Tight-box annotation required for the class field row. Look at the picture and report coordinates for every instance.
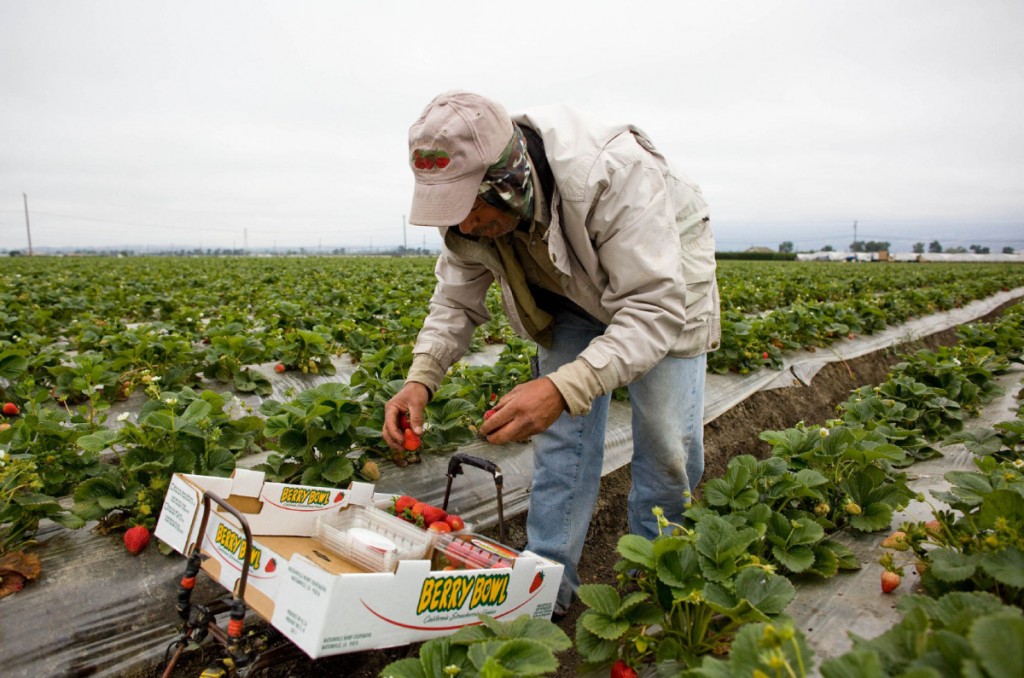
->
[1,258,1023,552]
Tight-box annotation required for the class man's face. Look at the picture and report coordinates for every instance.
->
[457,196,519,239]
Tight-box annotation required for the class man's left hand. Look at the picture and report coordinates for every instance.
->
[480,377,566,444]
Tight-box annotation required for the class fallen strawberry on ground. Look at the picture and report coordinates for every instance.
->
[124,525,151,555]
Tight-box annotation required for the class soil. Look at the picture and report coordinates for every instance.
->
[149,313,1002,677]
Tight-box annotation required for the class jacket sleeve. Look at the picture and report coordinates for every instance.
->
[408,244,495,394]
[547,141,690,415]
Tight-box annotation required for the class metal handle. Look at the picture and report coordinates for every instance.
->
[442,452,506,543]
[191,491,255,602]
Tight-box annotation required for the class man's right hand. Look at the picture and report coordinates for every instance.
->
[382,382,430,452]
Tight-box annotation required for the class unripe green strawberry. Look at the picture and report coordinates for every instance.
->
[361,460,381,481]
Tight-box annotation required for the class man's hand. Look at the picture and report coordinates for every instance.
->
[480,377,566,444]
[382,382,430,452]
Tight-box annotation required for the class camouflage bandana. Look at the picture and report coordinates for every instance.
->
[478,126,534,223]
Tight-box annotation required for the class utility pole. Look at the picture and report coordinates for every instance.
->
[23,193,34,255]
[403,214,407,254]
[853,220,858,250]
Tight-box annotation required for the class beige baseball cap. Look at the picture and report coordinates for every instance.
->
[407,91,514,226]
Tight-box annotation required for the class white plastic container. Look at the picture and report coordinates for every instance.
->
[315,504,431,572]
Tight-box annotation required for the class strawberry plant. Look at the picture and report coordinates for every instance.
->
[893,453,1024,607]
[576,514,796,672]
[46,352,121,411]
[818,592,1024,677]
[760,424,916,533]
[682,621,813,677]
[273,328,337,376]
[71,386,266,528]
[199,328,272,395]
[1,453,84,554]
[379,613,570,678]
[256,382,369,487]
[1,400,105,496]
[685,454,859,577]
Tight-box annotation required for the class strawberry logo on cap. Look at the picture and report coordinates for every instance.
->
[412,149,451,170]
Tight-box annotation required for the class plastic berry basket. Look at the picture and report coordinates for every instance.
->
[430,532,520,571]
[315,504,432,572]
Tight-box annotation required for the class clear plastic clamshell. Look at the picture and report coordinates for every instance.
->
[314,504,432,572]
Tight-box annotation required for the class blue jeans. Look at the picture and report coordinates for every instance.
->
[525,310,706,613]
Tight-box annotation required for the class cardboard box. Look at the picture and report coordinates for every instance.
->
[154,470,564,658]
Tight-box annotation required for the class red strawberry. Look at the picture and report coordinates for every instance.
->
[419,504,447,527]
[445,514,466,531]
[435,156,450,169]
[274,363,286,373]
[881,571,901,593]
[403,428,421,451]
[265,558,277,573]
[394,495,418,515]
[428,521,452,534]
[529,571,544,593]
[610,660,637,678]
[124,525,151,555]
[399,412,411,430]
[2,402,19,416]
[761,351,769,360]
[484,409,497,421]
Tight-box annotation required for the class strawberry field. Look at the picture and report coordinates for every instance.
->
[1,256,1024,677]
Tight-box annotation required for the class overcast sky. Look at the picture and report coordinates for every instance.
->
[2,1,1022,253]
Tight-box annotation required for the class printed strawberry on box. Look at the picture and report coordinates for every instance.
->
[154,469,563,658]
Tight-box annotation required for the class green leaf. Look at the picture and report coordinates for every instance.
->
[179,399,212,423]
[970,614,1024,678]
[574,619,617,663]
[321,455,354,484]
[928,549,979,582]
[772,544,816,573]
[262,413,292,438]
[468,638,559,677]
[51,512,87,530]
[616,534,655,569]
[734,568,796,616]
[848,501,893,532]
[579,612,628,641]
[377,657,426,678]
[205,448,236,477]
[806,543,840,577]
[819,648,886,678]
[0,351,29,379]
[76,429,120,453]
[979,548,1024,588]
[577,584,620,617]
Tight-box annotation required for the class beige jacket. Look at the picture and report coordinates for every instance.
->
[409,105,720,415]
